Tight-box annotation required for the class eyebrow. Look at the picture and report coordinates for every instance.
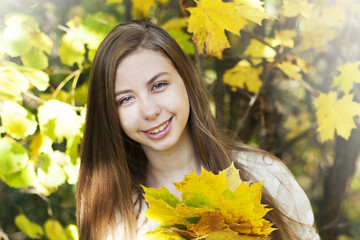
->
[114,72,170,96]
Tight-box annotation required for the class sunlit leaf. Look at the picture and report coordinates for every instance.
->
[44,219,67,240]
[37,153,67,189]
[80,13,117,50]
[277,61,303,81]
[187,0,247,59]
[0,100,37,139]
[48,150,79,185]
[243,39,276,64]
[280,0,314,18]
[314,92,360,142]
[224,60,263,93]
[272,30,296,48]
[143,228,185,240]
[234,0,273,25]
[131,0,170,16]
[30,32,53,54]
[162,18,194,55]
[15,214,44,239]
[143,186,181,208]
[0,65,29,101]
[174,168,228,208]
[220,162,243,192]
[142,164,275,239]
[332,61,360,94]
[65,224,79,240]
[4,13,39,31]
[0,137,28,176]
[4,61,49,91]
[2,160,37,188]
[59,28,85,66]
[38,100,84,142]
[66,135,81,164]
[30,133,53,155]
[2,25,32,57]
[21,47,48,70]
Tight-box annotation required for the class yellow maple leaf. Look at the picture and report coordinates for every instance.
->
[314,92,360,142]
[272,30,296,48]
[277,61,303,81]
[174,168,228,208]
[301,28,336,51]
[283,112,312,140]
[224,60,263,94]
[234,0,273,25]
[187,211,227,236]
[280,0,314,18]
[142,164,275,239]
[132,0,170,16]
[332,61,360,94]
[187,0,247,59]
[243,38,276,64]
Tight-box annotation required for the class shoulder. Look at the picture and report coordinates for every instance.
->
[234,151,320,239]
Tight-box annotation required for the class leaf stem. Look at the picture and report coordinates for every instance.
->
[52,69,81,100]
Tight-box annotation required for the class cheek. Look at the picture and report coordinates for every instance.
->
[118,108,137,136]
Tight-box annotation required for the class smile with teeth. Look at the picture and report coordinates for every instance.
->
[146,120,170,134]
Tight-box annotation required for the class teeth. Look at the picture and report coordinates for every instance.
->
[147,121,169,134]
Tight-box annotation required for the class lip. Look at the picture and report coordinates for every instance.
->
[142,117,173,140]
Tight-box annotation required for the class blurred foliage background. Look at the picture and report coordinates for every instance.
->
[0,0,359,239]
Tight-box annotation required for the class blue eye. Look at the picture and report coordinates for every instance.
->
[118,96,133,105]
[152,82,167,91]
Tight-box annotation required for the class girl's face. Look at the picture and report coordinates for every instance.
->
[115,48,191,153]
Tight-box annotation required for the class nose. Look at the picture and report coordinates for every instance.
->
[139,97,160,120]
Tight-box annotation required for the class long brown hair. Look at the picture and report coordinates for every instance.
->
[77,20,302,239]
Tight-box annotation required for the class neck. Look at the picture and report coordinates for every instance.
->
[143,131,202,197]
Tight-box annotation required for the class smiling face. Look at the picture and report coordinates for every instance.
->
[115,48,191,154]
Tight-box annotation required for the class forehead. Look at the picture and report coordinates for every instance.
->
[115,48,177,87]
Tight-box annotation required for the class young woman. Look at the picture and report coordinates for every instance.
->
[76,20,320,240]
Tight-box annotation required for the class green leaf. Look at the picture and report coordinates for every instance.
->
[21,47,48,70]
[0,137,29,176]
[0,100,38,139]
[65,224,79,240]
[143,186,181,208]
[2,25,32,57]
[38,100,84,142]
[2,161,37,188]
[37,154,67,189]
[16,64,49,91]
[0,65,29,101]
[66,135,81,164]
[5,13,40,31]
[58,32,85,66]
[44,219,67,240]
[31,32,53,54]
[15,214,44,239]
[48,150,80,185]
[74,82,88,105]
[162,18,194,55]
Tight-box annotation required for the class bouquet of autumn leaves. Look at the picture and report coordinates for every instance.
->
[141,163,276,239]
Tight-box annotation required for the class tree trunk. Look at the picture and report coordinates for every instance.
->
[318,128,360,239]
